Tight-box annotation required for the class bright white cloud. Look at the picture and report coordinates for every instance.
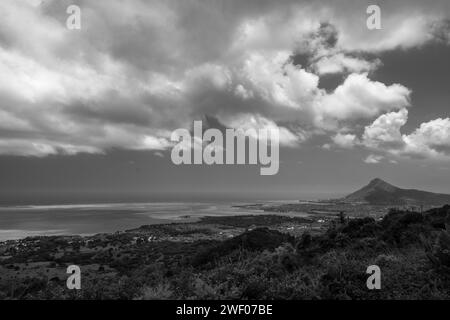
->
[223,114,301,147]
[239,51,320,110]
[317,73,411,128]
[361,109,450,161]
[402,118,450,160]
[364,154,384,164]
[362,108,408,149]
[312,54,381,75]
[337,14,435,52]
[332,133,359,149]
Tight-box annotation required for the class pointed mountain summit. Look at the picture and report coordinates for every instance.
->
[345,178,450,205]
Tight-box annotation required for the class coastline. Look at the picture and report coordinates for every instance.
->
[0,200,398,242]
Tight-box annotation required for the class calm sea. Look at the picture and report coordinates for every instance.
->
[0,201,294,241]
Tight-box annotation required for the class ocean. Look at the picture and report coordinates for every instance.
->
[0,201,282,241]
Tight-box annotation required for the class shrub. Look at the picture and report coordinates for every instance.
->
[424,230,450,274]
[192,228,293,267]
[426,205,450,229]
[192,277,217,299]
[274,243,298,272]
[137,283,173,300]
[296,232,312,250]
[341,217,380,238]
[241,276,269,299]
[351,237,387,253]
[381,211,433,245]
[374,254,400,267]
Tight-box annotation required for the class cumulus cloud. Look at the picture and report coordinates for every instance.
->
[402,118,450,160]
[222,114,302,147]
[364,154,384,164]
[0,0,449,157]
[312,54,381,75]
[360,109,450,161]
[332,133,359,149]
[362,108,409,150]
[316,73,411,128]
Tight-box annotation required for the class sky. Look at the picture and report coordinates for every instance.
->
[0,0,449,204]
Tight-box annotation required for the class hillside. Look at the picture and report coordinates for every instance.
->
[345,178,450,206]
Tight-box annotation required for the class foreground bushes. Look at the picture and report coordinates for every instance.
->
[168,208,450,299]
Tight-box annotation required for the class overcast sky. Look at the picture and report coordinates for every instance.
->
[0,0,450,203]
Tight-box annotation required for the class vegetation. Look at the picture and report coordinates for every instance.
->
[0,207,449,300]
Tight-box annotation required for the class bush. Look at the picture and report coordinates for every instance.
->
[241,276,269,299]
[426,205,450,229]
[374,254,400,267]
[192,277,217,299]
[137,283,173,300]
[425,230,450,274]
[381,211,432,245]
[275,243,298,272]
[351,237,387,253]
[341,217,380,238]
[317,251,369,300]
[192,228,293,267]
